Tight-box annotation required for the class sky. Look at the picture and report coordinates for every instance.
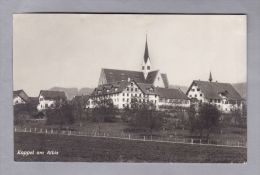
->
[13,14,246,96]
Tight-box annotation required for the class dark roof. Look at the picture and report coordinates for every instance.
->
[188,80,242,100]
[146,70,159,84]
[103,68,146,84]
[39,90,67,100]
[28,97,39,105]
[156,87,189,100]
[92,81,130,96]
[13,89,30,102]
[161,73,169,88]
[136,83,157,95]
[102,68,170,88]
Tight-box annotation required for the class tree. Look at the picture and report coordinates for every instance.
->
[127,99,163,135]
[190,103,220,141]
[71,95,89,127]
[46,101,74,129]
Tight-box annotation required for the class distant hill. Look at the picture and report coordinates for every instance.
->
[232,82,247,99]
[49,87,94,100]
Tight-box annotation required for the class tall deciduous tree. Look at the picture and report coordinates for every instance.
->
[190,103,220,141]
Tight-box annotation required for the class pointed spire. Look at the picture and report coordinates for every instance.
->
[144,34,149,63]
[209,71,213,82]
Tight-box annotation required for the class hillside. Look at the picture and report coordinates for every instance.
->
[49,87,94,100]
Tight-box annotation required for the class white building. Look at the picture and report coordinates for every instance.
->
[13,90,30,105]
[186,73,243,113]
[37,90,67,111]
[87,79,189,109]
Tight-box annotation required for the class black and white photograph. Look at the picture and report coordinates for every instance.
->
[13,14,247,163]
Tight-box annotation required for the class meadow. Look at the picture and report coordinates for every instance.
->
[14,132,246,163]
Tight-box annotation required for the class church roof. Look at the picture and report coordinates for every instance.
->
[161,73,169,88]
[102,68,170,88]
[187,80,242,100]
[103,68,146,83]
[156,87,189,100]
[146,70,159,84]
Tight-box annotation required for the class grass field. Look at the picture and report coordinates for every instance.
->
[14,132,246,163]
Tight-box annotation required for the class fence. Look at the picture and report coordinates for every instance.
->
[14,127,247,148]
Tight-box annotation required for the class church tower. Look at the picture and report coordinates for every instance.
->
[209,71,213,82]
[142,36,152,79]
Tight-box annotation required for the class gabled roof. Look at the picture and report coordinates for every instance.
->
[161,73,169,88]
[103,68,146,84]
[92,81,130,96]
[156,87,189,100]
[136,83,157,95]
[13,89,30,102]
[187,80,242,100]
[146,70,159,84]
[28,97,39,105]
[39,90,67,100]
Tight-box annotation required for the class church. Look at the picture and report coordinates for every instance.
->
[98,37,169,88]
[87,38,190,109]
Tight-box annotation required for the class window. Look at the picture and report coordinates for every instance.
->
[123,98,125,102]
[195,94,197,97]
[135,88,137,92]
[135,94,137,97]
[127,99,129,102]
[158,77,160,81]
[192,89,195,92]
[139,94,141,97]
[142,66,144,70]
[123,93,125,96]
[127,87,129,91]
[45,104,48,108]
[189,95,192,97]
[131,88,133,91]
[197,88,200,91]
[210,99,213,103]
[123,104,125,107]
[39,97,43,101]
[147,66,150,70]
[127,93,129,97]
[200,94,202,97]
[131,82,134,86]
